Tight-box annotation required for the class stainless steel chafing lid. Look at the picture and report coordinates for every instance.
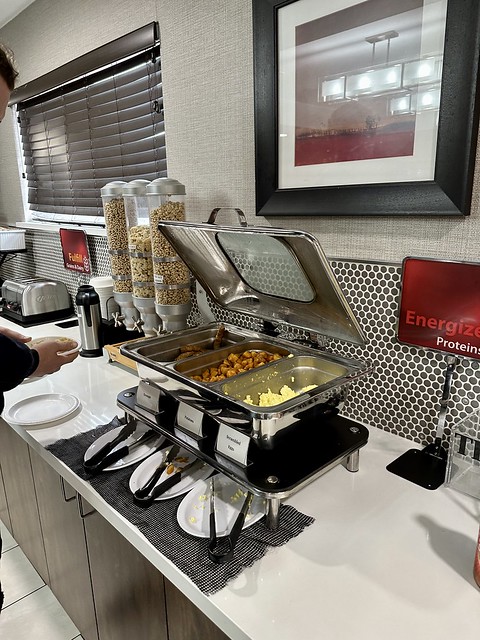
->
[156,219,365,345]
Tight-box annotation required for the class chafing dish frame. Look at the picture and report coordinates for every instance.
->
[118,215,373,528]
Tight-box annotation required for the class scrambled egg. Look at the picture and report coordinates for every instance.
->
[244,384,317,407]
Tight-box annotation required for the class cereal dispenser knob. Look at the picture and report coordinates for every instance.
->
[113,311,125,328]
[133,317,144,333]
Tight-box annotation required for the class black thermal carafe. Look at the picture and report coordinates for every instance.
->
[76,285,103,357]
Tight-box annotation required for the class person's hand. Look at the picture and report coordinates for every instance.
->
[31,338,80,377]
[0,326,31,343]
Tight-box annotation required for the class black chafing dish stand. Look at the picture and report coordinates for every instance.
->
[117,386,369,530]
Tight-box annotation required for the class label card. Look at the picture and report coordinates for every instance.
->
[176,402,204,437]
[215,423,250,466]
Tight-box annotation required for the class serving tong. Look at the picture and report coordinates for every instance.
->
[208,476,254,564]
[83,418,158,474]
[136,457,205,506]
[133,444,182,505]
[85,416,135,468]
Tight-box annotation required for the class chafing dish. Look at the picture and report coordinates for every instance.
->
[118,213,373,528]
[125,327,367,446]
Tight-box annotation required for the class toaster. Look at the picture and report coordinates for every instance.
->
[0,278,74,326]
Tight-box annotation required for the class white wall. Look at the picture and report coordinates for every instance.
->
[1,0,480,264]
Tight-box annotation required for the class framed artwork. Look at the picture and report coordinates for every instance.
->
[253,0,480,216]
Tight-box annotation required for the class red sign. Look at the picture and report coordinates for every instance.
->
[59,228,91,274]
[397,257,480,360]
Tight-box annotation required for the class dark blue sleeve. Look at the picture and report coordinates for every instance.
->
[0,335,39,413]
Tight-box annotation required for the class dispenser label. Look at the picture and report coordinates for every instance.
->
[397,257,480,360]
[215,423,249,466]
[60,228,91,274]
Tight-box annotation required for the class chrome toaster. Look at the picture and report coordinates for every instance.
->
[0,277,74,326]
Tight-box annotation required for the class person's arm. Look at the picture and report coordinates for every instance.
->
[0,333,38,393]
[0,329,79,391]
[0,326,32,344]
[32,339,78,376]
[0,331,79,414]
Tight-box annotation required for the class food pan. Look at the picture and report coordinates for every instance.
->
[214,353,365,445]
[121,218,374,448]
[125,322,255,364]
[221,355,349,407]
[122,326,370,446]
[173,340,291,381]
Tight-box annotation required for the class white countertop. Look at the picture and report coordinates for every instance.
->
[2,316,480,640]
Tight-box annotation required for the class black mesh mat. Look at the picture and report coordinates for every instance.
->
[46,419,315,595]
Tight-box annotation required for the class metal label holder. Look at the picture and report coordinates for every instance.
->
[387,355,456,490]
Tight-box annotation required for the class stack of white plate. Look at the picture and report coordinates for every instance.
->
[4,393,81,429]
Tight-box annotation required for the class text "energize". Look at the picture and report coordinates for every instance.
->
[405,310,480,338]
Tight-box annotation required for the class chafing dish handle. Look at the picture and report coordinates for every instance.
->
[207,207,247,227]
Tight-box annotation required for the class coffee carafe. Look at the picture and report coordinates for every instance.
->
[76,285,102,357]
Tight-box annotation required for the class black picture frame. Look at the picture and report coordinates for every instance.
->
[253,0,480,216]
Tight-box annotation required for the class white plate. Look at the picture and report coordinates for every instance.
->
[27,335,74,346]
[26,335,80,356]
[58,344,81,357]
[4,393,81,428]
[129,446,214,501]
[177,475,265,538]
[84,423,164,471]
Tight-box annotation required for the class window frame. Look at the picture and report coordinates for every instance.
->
[9,22,166,226]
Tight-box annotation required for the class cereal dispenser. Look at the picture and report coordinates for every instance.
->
[101,181,140,331]
[147,178,191,332]
[122,179,160,337]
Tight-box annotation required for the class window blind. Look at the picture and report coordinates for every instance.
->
[13,23,166,223]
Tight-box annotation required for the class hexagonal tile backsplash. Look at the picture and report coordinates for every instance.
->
[329,260,480,445]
